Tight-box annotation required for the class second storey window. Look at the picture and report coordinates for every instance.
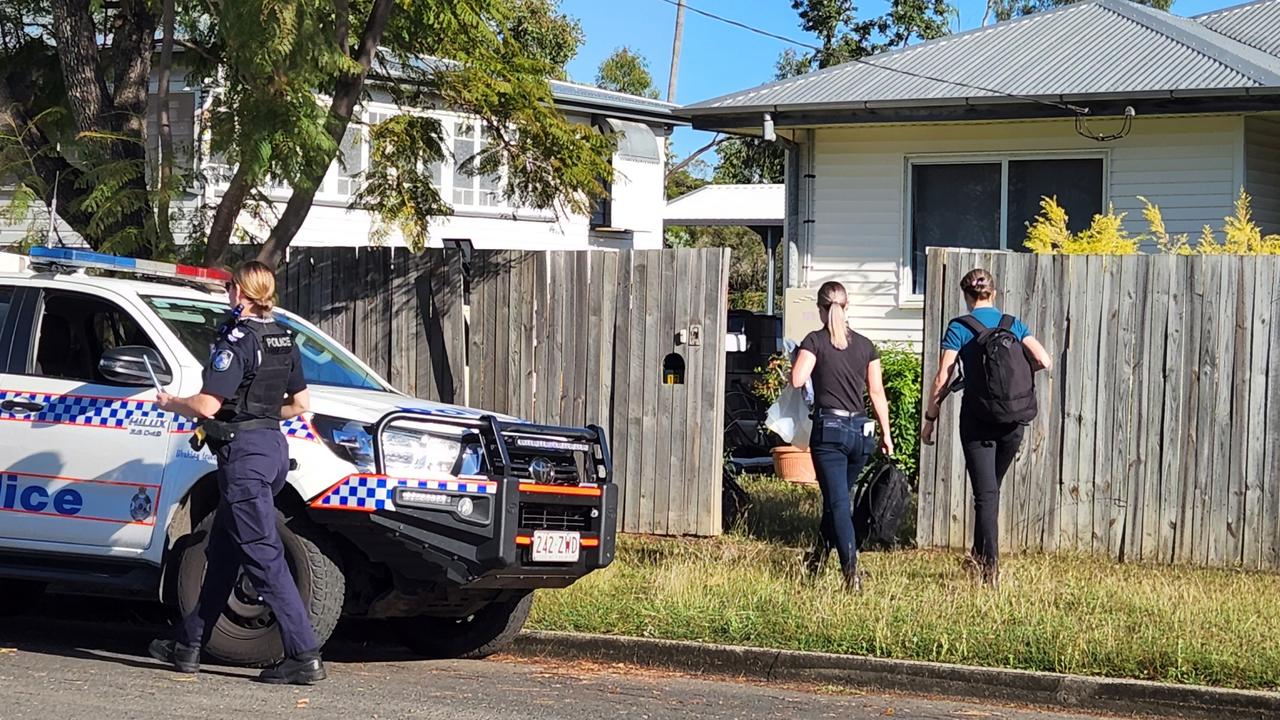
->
[452,121,499,207]
[909,156,1104,295]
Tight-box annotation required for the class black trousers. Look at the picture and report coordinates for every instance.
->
[959,416,1025,567]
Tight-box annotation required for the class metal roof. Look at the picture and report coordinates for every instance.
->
[664,184,785,227]
[1198,0,1280,58]
[547,80,680,120]
[371,53,683,125]
[685,0,1280,117]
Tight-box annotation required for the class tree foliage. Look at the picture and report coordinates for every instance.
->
[0,0,612,265]
[984,0,1172,25]
[594,46,660,99]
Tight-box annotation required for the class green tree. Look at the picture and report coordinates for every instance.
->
[984,0,1172,24]
[712,0,952,185]
[0,0,612,266]
[507,0,584,79]
[594,46,660,99]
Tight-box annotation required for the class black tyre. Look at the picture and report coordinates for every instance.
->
[174,509,344,667]
[0,580,45,617]
[398,592,533,660]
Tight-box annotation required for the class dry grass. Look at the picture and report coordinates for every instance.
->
[529,477,1280,691]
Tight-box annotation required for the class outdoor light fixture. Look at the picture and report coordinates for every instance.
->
[762,112,776,142]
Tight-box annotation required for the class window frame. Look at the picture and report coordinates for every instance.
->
[18,288,176,386]
[0,286,36,374]
[899,150,1109,307]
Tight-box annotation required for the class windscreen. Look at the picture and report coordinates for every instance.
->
[143,296,387,392]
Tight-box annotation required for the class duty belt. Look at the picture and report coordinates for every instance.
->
[189,417,280,450]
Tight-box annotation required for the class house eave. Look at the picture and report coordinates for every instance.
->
[688,88,1280,133]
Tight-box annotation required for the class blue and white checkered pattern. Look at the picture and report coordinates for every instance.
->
[282,416,319,442]
[0,390,174,431]
[314,474,497,512]
[0,390,328,440]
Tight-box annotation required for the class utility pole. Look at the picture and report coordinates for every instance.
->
[666,0,686,102]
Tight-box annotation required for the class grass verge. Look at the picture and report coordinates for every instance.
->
[529,477,1280,691]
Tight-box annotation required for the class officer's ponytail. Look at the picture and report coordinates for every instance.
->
[817,280,851,351]
[232,261,278,314]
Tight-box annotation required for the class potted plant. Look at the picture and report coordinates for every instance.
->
[752,352,816,484]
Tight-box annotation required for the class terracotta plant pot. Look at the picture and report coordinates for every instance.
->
[771,444,816,485]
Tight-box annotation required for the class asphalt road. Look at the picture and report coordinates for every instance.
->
[0,595,1140,720]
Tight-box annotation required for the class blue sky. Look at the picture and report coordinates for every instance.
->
[559,0,1236,167]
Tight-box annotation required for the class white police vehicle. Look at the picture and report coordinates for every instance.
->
[0,247,616,665]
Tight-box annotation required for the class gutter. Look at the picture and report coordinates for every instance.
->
[683,86,1280,121]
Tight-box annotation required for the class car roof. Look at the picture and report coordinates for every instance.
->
[0,268,226,302]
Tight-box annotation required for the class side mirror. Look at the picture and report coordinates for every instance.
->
[99,346,172,387]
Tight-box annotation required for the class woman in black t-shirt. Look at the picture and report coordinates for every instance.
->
[791,281,893,591]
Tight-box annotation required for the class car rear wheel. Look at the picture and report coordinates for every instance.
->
[398,592,533,659]
[174,509,344,667]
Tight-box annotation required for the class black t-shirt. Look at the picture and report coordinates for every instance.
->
[799,328,879,415]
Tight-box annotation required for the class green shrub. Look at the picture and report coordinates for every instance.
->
[729,290,766,312]
[871,343,922,485]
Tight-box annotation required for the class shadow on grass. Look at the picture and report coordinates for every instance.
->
[726,474,920,551]
[727,476,823,549]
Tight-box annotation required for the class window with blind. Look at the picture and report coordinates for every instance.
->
[909,156,1104,295]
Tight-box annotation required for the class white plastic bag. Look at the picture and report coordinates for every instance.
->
[765,384,812,450]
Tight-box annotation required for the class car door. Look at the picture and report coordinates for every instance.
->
[0,285,181,556]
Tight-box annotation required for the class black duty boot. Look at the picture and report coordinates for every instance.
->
[803,542,828,579]
[149,639,200,674]
[842,563,862,593]
[981,559,1000,591]
[259,652,327,685]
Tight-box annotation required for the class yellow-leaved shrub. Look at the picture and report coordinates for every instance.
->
[1022,197,1138,255]
[1024,189,1280,256]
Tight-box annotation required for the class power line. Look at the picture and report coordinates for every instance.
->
[655,0,823,52]
[653,0,1090,115]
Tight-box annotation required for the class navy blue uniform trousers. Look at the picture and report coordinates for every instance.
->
[178,429,318,658]
[809,415,873,571]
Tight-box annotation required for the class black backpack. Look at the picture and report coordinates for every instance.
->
[853,461,911,550]
[956,314,1037,424]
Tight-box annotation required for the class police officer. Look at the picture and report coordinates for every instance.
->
[790,281,894,592]
[148,261,325,685]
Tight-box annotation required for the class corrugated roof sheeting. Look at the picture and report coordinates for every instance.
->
[686,0,1280,113]
[1199,0,1280,57]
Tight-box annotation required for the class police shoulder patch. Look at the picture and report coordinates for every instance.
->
[212,349,235,372]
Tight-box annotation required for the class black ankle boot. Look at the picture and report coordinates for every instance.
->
[259,652,327,685]
[981,560,1000,590]
[803,543,828,578]
[149,638,200,674]
[842,563,862,593]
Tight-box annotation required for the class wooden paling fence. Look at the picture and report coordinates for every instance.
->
[275,247,465,404]
[274,246,730,537]
[920,248,1280,569]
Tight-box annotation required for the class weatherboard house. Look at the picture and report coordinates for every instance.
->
[1,60,683,253]
[684,0,1280,344]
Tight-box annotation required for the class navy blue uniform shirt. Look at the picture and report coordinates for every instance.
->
[201,316,306,405]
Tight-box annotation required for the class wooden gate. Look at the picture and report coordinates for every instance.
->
[469,249,731,537]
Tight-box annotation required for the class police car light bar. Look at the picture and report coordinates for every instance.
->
[28,247,232,286]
